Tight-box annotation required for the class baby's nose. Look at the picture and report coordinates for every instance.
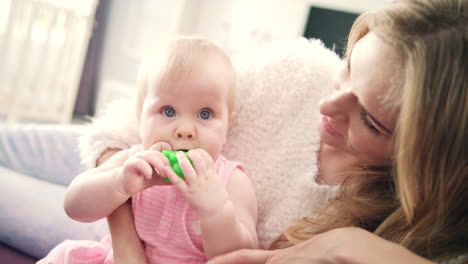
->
[174,124,196,140]
[177,131,194,139]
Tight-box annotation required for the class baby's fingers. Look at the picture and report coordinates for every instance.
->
[125,157,153,179]
[163,166,188,193]
[134,151,169,179]
[150,141,172,152]
[196,149,215,168]
[176,151,197,185]
[188,149,214,179]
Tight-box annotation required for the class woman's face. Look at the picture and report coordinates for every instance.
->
[319,32,400,165]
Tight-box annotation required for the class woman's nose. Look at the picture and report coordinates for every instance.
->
[319,90,356,120]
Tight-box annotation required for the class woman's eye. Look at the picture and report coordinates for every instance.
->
[199,109,212,120]
[345,57,351,70]
[360,109,381,136]
[162,107,176,117]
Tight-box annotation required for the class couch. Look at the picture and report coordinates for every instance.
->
[0,123,108,262]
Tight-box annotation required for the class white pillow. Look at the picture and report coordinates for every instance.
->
[225,38,341,247]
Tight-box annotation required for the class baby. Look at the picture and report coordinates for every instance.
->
[39,37,258,263]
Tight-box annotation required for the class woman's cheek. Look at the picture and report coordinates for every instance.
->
[359,140,391,165]
[348,129,389,164]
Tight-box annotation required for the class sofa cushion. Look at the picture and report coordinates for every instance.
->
[0,166,108,259]
[0,124,86,186]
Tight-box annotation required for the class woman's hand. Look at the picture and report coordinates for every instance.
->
[208,227,434,264]
[98,148,148,264]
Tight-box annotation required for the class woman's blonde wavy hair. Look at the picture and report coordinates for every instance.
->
[271,0,467,261]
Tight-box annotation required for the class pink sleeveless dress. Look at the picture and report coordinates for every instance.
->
[38,155,243,264]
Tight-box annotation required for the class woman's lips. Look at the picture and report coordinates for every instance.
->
[321,115,342,136]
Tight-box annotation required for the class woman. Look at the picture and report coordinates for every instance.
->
[85,0,467,263]
[209,0,468,262]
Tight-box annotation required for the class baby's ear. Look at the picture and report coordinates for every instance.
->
[228,111,236,127]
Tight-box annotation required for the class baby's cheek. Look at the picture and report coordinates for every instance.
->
[205,137,225,159]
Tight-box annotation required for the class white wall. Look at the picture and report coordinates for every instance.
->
[95,0,393,113]
[309,0,394,13]
[95,0,186,111]
[181,0,311,54]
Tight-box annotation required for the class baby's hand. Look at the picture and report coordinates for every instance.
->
[163,149,229,217]
[116,145,171,196]
[149,141,172,152]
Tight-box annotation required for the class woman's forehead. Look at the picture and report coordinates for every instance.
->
[351,33,401,130]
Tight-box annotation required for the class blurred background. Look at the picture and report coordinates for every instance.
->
[0,0,393,125]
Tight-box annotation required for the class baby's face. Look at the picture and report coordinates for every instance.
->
[139,61,233,160]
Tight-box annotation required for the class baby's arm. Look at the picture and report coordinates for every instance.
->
[64,149,132,222]
[164,150,258,259]
[64,146,170,222]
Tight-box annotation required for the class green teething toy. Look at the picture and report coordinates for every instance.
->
[161,150,193,182]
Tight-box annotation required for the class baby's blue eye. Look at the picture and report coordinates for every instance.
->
[163,107,176,117]
[199,110,212,120]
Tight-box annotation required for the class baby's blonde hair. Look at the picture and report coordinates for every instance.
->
[135,37,236,119]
